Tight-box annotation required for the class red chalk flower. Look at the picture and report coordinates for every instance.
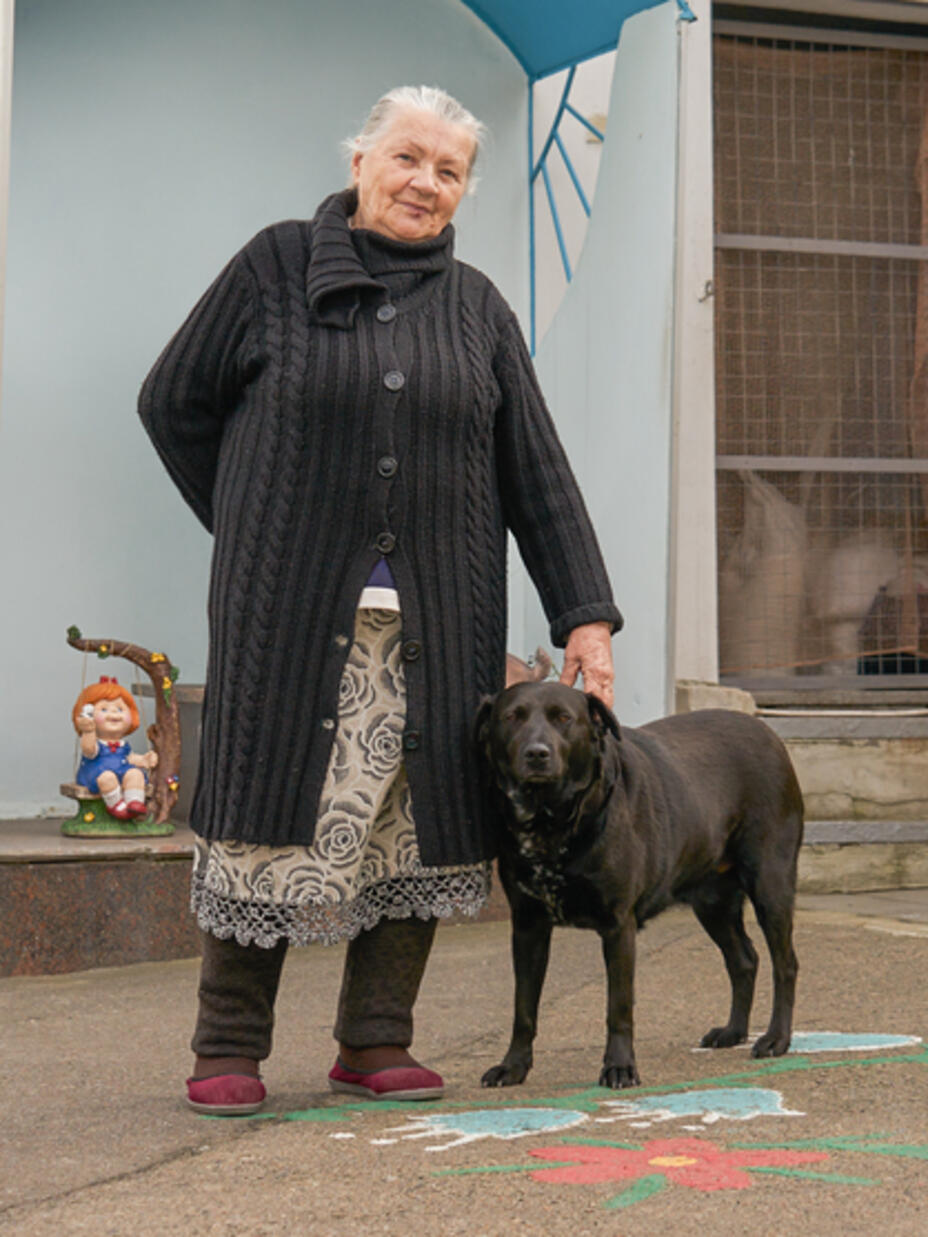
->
[529,1137,829,1192]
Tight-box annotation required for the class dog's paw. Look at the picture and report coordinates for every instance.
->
[750,1031,790,1058]
[598,1063,640,1089]
[481,1062,529,1087]
[699,1025,747,1050]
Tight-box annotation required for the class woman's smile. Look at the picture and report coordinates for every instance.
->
[350,108,475,242]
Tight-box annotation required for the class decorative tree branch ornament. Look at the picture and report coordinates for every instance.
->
[63,626,181,833]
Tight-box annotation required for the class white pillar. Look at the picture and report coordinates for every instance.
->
[0,0,13,422]
[669,0,718,695]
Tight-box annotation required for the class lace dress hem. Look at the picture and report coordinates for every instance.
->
[190,863,492,948]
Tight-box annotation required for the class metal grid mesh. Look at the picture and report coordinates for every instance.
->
[714,37,927,244]
[716,250,918,461]
[713,31,928,680]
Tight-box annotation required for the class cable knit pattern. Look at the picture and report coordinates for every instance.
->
[222,249,286,822]
[139,189,622,861]
[460,293,504,699]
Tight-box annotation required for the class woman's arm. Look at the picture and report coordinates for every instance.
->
[492,310,622,664]
[138,251,258,531]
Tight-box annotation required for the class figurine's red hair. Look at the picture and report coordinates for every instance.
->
[71,676,140,733]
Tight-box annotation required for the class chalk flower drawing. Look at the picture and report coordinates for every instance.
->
[527,1136,830,1199]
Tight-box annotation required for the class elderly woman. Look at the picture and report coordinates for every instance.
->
[139,85,622,1115]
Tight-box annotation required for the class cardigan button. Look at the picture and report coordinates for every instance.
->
[377,455,398,478]
[383,370,405,392]
[321,717,336,731]
[375,531,396,554]
[402,729,422,751]
[401,639,422,661]
[376,303,397,323]
[334,633,349,648]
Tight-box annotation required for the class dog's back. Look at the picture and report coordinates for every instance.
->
[635,708,804,840]
[620,709,803,921]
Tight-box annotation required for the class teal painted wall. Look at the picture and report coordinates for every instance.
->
[522,1,678,724]
[0,0,526,815]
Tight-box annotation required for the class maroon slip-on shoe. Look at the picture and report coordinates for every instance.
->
[185,1073,267,1116]
[328,1059,444,1101]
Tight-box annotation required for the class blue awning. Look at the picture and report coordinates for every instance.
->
[460,0,667,79]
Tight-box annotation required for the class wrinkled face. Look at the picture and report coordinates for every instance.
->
[478,682,616,825]
[351,108,474,243]
[93,698,132,740]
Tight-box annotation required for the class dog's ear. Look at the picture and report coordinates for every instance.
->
[585,692,621,742]
[473,695,496,759]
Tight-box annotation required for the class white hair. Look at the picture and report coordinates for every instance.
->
[343,85,486,193]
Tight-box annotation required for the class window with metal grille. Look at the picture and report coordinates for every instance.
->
[713,16,928,685]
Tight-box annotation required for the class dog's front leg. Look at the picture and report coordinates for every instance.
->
[481,900,553,1087]
[599,915,640,1088]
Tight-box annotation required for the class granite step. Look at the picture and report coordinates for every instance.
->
[0,817,200,977]
[0,818,508,978]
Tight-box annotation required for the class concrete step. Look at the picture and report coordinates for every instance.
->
[799,819,928,895]
[759,707,928,822]
[753,708,928,892]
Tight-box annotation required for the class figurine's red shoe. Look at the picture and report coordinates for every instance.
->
[105,800,133,821]
[125,799,148,818]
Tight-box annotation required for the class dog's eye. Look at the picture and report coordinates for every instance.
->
[502,707,525,724]
[549,710,573,726]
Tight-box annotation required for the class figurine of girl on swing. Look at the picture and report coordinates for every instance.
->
[71,676,158,820]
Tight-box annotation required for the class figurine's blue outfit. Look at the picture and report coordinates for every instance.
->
[77,740,137,793]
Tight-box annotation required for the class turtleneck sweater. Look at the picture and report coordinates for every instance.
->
[139,189,621,860]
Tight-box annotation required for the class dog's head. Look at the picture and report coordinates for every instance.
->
[474,681,621,828]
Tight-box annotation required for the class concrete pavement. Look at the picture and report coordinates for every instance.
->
[2,892,928,1235]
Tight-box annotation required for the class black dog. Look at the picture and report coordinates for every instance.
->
[475,682,803,1089]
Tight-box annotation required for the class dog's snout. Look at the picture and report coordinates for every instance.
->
[523,742,552,768]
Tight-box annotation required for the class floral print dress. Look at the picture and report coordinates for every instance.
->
[191,608,490,946]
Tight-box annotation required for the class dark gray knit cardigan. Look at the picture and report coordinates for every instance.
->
[139,189,622,863]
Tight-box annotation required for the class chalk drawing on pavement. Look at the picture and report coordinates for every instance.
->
[243,1035,928,1213]
[594,1087,803,1128]
[438,1133,928,1209]
[785,1031,922,1053]
[376,1106,589,1151]
[692,1030,922,1055]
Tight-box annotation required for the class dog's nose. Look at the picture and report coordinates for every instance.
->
[523,743,551,768]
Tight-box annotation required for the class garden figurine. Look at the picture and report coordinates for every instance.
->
[72,676,158,819]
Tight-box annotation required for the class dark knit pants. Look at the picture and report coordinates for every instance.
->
[192,916,438,1061]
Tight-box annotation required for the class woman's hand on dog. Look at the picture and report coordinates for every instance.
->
[560,621,614,709]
